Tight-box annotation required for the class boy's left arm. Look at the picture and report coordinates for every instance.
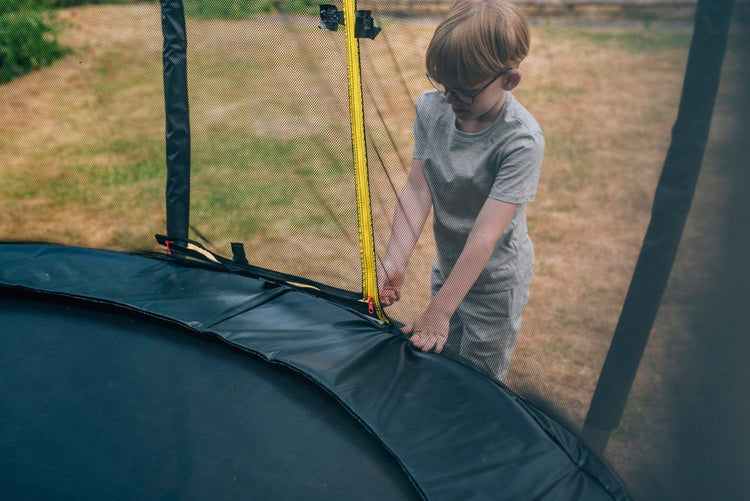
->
[405,197,517,352]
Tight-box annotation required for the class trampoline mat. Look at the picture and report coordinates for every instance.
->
[0,291,420,501]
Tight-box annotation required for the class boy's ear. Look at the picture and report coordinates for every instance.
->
[501,68,522,91]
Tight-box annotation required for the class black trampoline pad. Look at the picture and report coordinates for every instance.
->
[0,293,420,501]
[0,244,631,500]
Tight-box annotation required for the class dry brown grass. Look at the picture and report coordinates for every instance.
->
[1,5,706,482]
[508,27,688,418]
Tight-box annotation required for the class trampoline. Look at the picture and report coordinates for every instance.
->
[0,243,627,499]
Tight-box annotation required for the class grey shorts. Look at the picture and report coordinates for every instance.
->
[432,269,530,383]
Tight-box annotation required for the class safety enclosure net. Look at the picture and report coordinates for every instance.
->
[1,1,749,500]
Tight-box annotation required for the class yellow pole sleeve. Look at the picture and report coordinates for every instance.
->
[341,0,387,322]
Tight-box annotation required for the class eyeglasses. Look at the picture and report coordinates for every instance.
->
[426,67,511,105]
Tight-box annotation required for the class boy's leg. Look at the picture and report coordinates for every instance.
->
[430,261,463,359]
[438,314,465,362]
[454,287,529,383]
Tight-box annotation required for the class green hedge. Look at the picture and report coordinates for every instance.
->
[0,1,66,84]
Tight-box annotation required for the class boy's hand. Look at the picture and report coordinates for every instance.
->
[403,308,451,353]
[377,263,404,307]
[379,283,401,306]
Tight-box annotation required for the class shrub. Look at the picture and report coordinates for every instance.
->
[0,1,66,84]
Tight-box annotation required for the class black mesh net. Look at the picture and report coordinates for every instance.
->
[183,3,360,290]
[2,1,749,499]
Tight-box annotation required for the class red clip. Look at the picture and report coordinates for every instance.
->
[165,239,174,255]
[367,296,375,314]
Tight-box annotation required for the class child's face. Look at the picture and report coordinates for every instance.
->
[445,75,507,122]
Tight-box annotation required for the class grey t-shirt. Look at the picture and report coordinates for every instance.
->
[413,90,545,291]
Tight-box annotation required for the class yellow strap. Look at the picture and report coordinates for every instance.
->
[341,0,387,322]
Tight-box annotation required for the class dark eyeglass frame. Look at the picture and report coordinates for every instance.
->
[426,67,512,105]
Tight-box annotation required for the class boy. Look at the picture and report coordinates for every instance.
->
[378,0,544,382]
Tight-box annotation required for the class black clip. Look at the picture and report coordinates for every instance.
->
[230,242,249,265]
[319,4,380,39]
[355,10,381,39]
[319,4,344,31]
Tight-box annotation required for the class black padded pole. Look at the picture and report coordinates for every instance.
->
[582,0,735,453]
[160,0,190,246]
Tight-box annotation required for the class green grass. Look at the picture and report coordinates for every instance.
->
[182,0,320,19]
[0,123,353,245]
[563,27,692,53]
[1,133,165,205]
[190,127,355,241]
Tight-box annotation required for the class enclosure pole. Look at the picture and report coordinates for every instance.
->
[160,0,191,246]
[341,0,387,321]
[581,0,735,454]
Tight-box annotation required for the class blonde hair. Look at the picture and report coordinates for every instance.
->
[426,0,530,89]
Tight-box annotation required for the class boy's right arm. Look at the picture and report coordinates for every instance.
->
[378,158,432,306]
